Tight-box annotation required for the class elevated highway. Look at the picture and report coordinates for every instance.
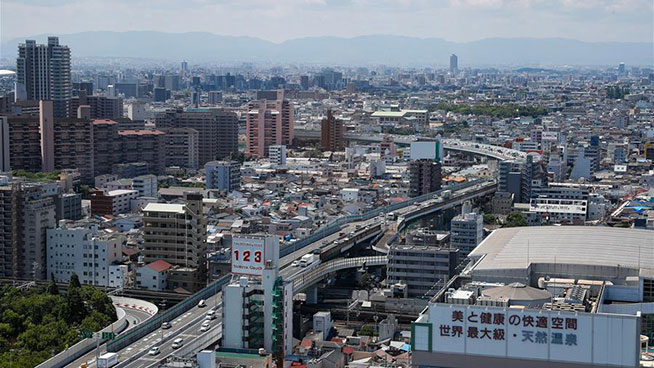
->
[290,256,387,292]
[293,129,526,161]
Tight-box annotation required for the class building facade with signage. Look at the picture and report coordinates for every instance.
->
[222,235,293,360]
[411,226,652,368]
[412,302,640,368]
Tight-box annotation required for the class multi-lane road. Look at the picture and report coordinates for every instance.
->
[109,293,222,368]
[66,308,153,368]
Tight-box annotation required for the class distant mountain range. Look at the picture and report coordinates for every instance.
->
[1,31,652,66]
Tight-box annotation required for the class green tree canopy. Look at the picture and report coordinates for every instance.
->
[46,274,59,295]
[0,284,116,368]
[483,214,498,225]
[503,211,528,227]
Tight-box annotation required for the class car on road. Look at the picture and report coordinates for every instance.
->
[172,338,184,349]
[291,260,300,267]
[205,309,216,320]
[200,321,211,332]
[161,321,171,329]
[198,299,206,308]
[148,347,160,356]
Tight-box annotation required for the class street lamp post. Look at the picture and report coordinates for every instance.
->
[159,299,167,344]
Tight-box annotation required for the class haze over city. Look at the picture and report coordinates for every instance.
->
[1,0,653,65]
[1,1,654,368]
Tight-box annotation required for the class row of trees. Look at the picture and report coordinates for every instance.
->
[483,212,528,227]
[0,274,117,368]
[432,102,548,119]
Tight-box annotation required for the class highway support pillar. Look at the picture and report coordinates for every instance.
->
[306,285,318,304]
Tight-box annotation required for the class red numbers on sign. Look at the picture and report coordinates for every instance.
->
[233,250,263,263]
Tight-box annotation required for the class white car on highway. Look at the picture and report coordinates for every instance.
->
[200,321,211,332]
[205,309,216,320]
[172,338,184,349]
[148,346,160,356]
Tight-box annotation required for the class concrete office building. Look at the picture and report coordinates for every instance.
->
[246,91,294,157]
[492,192,514,215]
[387,242,459,298]
[127,101,146,121]
[528,186,590,224]
[205,161,241,192]
[153,87,169,102]
[155,108,239,165]
[16,37,72,117]
[300,75,309,90]
[450,54,458,74]
[0,182,56,279]
[55,192,82,220]
[69,90,123,119]
[498,156,547,204]
[521,154,548,204]
[450,203,484,256]
[161,127,199,169]
[498,160,523,203]
[90,189,138,216]
[207,91,223,104]
[73,81,93,96]
[409,159,442,197]
[371,110,429,128]
[268,145,287,166]
[132,175,157,197]
[142,193,208,291]
[320,109,345,152]
[0,117,9,172]
[47,224,124,287]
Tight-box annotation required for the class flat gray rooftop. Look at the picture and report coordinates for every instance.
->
[469,226,654,273]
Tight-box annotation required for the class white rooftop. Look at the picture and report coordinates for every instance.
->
[470,226,654,273]
[108,189,138,196]
[143,203,186,213]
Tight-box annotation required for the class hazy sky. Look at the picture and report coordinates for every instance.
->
[2,0,652,43]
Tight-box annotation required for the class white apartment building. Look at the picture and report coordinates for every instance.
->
[269,145,287,166]
[450,204,484,256]
[132,175,158,197]
[47,224,125,287]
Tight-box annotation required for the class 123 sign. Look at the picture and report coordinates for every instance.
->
[231,238,266,276]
